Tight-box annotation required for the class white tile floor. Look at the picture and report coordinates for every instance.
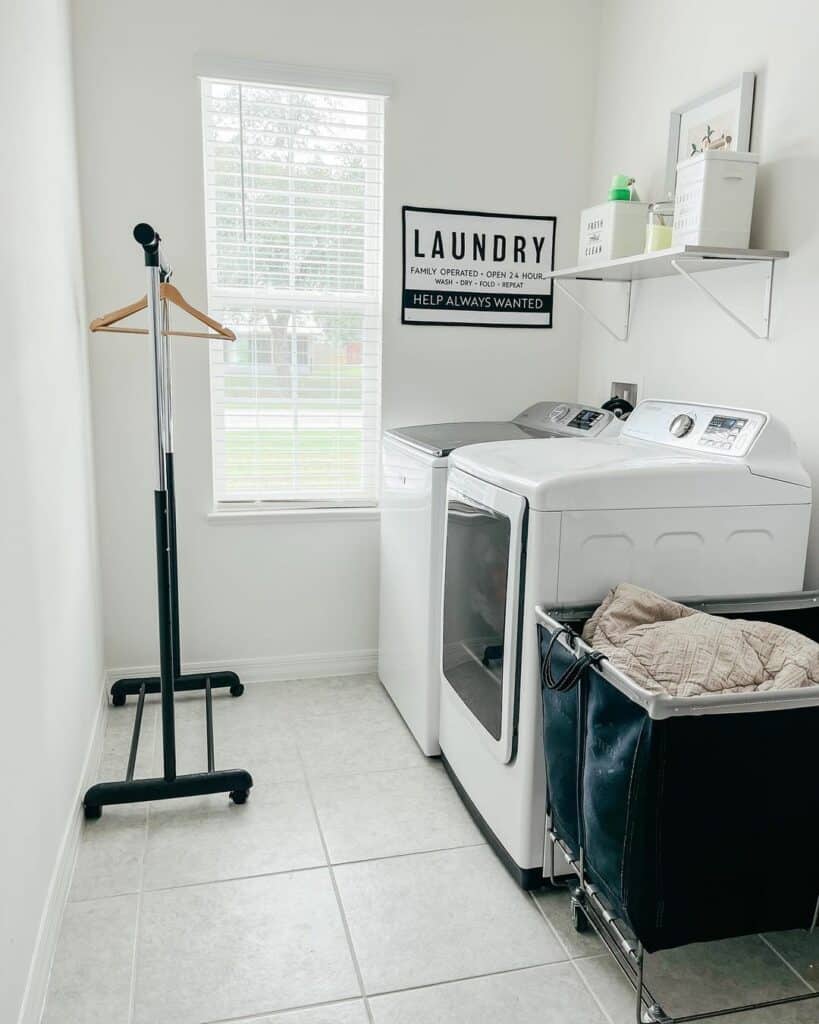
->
[42,675,819,1023]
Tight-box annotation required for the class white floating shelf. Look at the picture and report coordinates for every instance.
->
[549,246,789,340]
[549,245,789,283]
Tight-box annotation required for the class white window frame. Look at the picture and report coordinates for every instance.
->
[197,58,390,515]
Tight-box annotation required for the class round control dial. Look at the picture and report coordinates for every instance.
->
[669,413,695,438]
[548,404,570,422]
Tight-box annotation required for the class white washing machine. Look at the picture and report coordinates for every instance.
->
[378,401,619,755]
[438,400,812,887]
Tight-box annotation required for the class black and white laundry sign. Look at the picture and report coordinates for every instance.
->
[402,206,556,328]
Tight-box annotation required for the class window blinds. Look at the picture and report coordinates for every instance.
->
[202,77,385,506]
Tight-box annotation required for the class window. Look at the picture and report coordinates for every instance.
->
[201,75,385,507]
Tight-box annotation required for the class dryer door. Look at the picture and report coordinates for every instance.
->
[442,471,527,764]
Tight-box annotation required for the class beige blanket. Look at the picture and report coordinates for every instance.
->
[582,583,819,697]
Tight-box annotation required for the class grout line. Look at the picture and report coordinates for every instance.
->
[528,891,616,1024]
[204,960,597,1023]
[362,958,583,1001]
[201,995,365,1023]
[126,705,157,1024]
[66,841,492,903]
[70,863,327,900]
[307,757,445,780]
[329,842,487,870]
[298,747,376,1024]
[303,759,435,782]
[758,932,815,993]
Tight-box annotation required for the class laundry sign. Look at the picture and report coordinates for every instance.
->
[402,206,556,328]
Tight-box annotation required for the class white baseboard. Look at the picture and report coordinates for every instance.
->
[105,647,379,687]
[18,678,108,1024]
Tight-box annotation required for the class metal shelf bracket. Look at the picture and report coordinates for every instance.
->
[670,257,776,340]
[554,279,632,342]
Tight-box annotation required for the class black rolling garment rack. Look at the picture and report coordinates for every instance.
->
[83,224,253,819]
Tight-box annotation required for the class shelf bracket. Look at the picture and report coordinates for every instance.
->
[554,279,632,342]
[670,257,775,340]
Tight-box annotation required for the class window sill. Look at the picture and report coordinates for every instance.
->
[207,505,380,525]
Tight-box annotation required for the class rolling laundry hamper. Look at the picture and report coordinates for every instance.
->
[536,592,819,1023]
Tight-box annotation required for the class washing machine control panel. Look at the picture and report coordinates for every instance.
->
[622,401,768,457]
[514,402,613,437]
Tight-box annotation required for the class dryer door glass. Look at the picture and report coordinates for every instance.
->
[442,498,511,740]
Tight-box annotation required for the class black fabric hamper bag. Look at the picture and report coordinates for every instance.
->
[538,595,819,954]
[539,629,591,862]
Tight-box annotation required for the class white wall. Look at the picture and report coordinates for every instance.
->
[0,1,105,1020]
[577,0,819,584]
[70,0,603,671]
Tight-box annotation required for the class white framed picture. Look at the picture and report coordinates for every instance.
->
[664,72,756,198]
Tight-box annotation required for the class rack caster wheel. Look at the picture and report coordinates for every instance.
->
[230,789,249,805]
[84,804,102,821]
[230,682,244,697]
[571,898,590,933]
[111,692,127,707]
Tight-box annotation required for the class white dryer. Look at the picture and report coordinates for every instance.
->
[438,400,812,887]
[378,402,618,755]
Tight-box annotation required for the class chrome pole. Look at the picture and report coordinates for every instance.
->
[160,296,174,456]
[635,943,646,1024]
[146,263,166,489]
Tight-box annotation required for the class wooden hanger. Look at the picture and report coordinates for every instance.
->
[90,283,236,341]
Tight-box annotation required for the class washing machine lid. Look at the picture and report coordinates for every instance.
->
[450,400,811,511]
[385,421,549,458]
[383,401,615,457]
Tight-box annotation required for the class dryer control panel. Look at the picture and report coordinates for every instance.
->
[513,401,614,437]
[622,401,768,457]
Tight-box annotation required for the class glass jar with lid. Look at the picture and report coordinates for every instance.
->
[645,201,674,252]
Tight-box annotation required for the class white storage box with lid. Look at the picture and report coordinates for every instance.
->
[578,201,649,265]
[672,150,759,248]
